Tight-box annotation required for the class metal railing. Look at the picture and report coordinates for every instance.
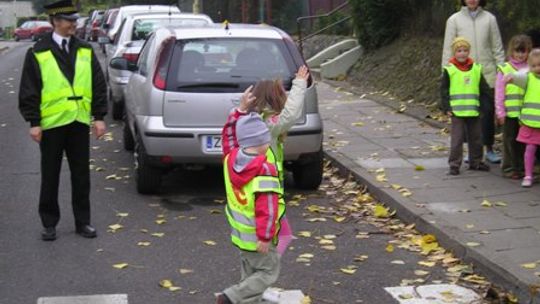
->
[296,0,351,56]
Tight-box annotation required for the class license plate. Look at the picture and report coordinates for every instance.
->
[202,135,222,153]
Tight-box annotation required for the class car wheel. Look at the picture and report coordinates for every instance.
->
[135,135,162,194]
[112,100,124,120]
[14,35,19,42]
[292,148,323,190]
[123,117,134,151]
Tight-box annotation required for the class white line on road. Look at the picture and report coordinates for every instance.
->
[37,294,128,304]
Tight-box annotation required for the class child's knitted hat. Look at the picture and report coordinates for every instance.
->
[236,112,271,148]
[452,37,471,53]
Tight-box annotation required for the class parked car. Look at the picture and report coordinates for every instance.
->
[14,21,53,41]
[106,5,181,44]
[105,12,212,120]
[75,17,89,39]
[98,8,119,53]
[85,9,104,41]
[119,24,323,194]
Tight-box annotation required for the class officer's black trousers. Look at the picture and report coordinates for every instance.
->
[39,122,90,228]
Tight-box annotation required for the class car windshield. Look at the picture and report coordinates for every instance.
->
[170,38,296,93]
[35,21,51,27]
[131,18,209,41]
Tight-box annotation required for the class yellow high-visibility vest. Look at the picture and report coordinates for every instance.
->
[223,153,285,251]
[444,63,482,117]
[520,73,540,128]
[34,47,93,130]
[498,63,525,118]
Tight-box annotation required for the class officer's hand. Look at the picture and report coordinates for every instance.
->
[29,126,42,143]
[257,240,270,254]
[93,120,106,139]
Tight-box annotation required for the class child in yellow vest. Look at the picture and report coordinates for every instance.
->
[440,37,491,175]
[505,49,540,187]
[218,113,284,304]
[495,35,532,179]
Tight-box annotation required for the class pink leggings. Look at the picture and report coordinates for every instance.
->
[524,144,538,178]
[277,216,293,255]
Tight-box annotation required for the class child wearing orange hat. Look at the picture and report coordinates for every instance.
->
[440,37,492,175]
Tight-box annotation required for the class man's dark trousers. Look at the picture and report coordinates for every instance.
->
[39,121,90,228]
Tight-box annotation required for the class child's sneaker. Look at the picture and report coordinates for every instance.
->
[521,176,533,188]
[486,151,501,164]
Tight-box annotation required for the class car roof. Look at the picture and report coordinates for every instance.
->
[119,5,180,13]
[162,23,286,40]
[128,12,212,22]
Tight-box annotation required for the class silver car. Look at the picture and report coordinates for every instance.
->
[118,24,323,194]
[104,12,212,119]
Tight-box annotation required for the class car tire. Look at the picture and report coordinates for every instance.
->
[135,135,162,194]
[123,118,134,151]
[292,149,323,190]
[14,35,19,42]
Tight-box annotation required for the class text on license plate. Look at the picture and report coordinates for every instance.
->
[203,135,222,153]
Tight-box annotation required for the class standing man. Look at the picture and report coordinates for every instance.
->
[18,0,107,241]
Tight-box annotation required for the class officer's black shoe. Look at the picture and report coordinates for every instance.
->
[41,227,56,241]
[76,225,97,238]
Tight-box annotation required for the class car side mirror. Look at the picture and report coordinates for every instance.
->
[98,36,111,44]
[109,57,137,71]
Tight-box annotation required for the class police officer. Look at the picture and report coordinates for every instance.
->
[18,0,107,241]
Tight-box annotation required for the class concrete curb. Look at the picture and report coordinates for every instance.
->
[322,122,539,302]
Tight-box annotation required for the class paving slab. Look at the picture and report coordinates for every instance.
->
[37,294,128,304]
[317,81,540,303]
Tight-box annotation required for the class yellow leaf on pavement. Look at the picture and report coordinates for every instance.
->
[297,231,312,238]
[137,242,151,247]
[299,253,314,259]
[386,244,394,253]
[354,255,368,262]
[414,270,430,276]
[113,263,129,269]
[159,280,173,288]
[301,296,312,304]
[306,217,326,222]
[168,286,181,292]
[321,245,336,251]
[210,209,222,214]
[203,240,217,246]
[151,233,165,238]
[415,165,425,171]
[179,268,194,274]
[155,219,167,225]
[466,242,480,247]
[334,216,346,223]
[116,213,129,217]
[108,224,123,232]
[399,294,414,300]
[340,267,357,275]
[391,260,405,265]
[521,263,537,269]
[351,122,364,127]
[374,204,389,218]
[418,261,436,267]
[323,234,337,239]
[481,199,492,207]
[319,239,334,245]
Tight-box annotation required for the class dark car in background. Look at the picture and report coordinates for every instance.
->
[14,21,53,41]
[98,8,119,53]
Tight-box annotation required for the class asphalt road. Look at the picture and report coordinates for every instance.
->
[0,42,477,304]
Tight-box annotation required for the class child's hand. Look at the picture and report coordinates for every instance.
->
[257,240,270,254]
[295,65,310,81]
[446,111,453,117]
[239,85,256,112]
[497,117,505,126]
[503,74,514,83]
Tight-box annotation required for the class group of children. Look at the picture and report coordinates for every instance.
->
[442,35,540,187]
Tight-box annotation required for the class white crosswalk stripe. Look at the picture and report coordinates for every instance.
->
[37,294,128,304]
[384,284,481,303]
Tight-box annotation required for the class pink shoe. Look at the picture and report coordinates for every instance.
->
[522,176,533,188]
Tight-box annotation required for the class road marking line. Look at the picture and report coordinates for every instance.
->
[37,294,128,304]
[384,284,480,303]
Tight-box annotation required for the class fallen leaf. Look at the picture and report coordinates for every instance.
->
[210,209,222,214]
[391,260,405,265]
[354,255,369,262]
[323,234,337,240]
[137,242,151,247]
[495,201,508,207]
[340,266,357,275]
[298,231,312,238]
[507,294,519,303]
[159,279,173,288]
[104,187,115,192]
[151,233,165,238]
[414,165,425,171]
[321,245,336,251]
[398,294,414,300]
[374,204,389,218]
[319,239,334,245]
[386,244,394,253]
[418,261,436,267]
[334,216,346,223]
[116,213,129,217]
[466,242,480,247]
[203,240,217,246]
[414,270,430,276]
[113,263,129,269]
[155,219,167,225]
[168,286,181,292]
[351,122,364,127]
[301,296,312,304]
[179,268,194,274]
[481,199,492,207]
[306,217,326,222]
[108,224,123,232]
[520,262,537,269]
[299,253,314,259]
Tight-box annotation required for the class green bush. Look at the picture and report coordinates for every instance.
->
[351,0,407,50]
[312,9,352,36]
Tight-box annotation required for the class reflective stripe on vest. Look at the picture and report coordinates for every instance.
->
[444,63,482,117]
[520,73,540,128]
[498,63,525,118]
[223,154,285,251]
[34,48,93,130]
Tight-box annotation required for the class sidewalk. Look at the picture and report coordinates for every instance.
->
[0,40,18,53]
[316,81,540,303]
